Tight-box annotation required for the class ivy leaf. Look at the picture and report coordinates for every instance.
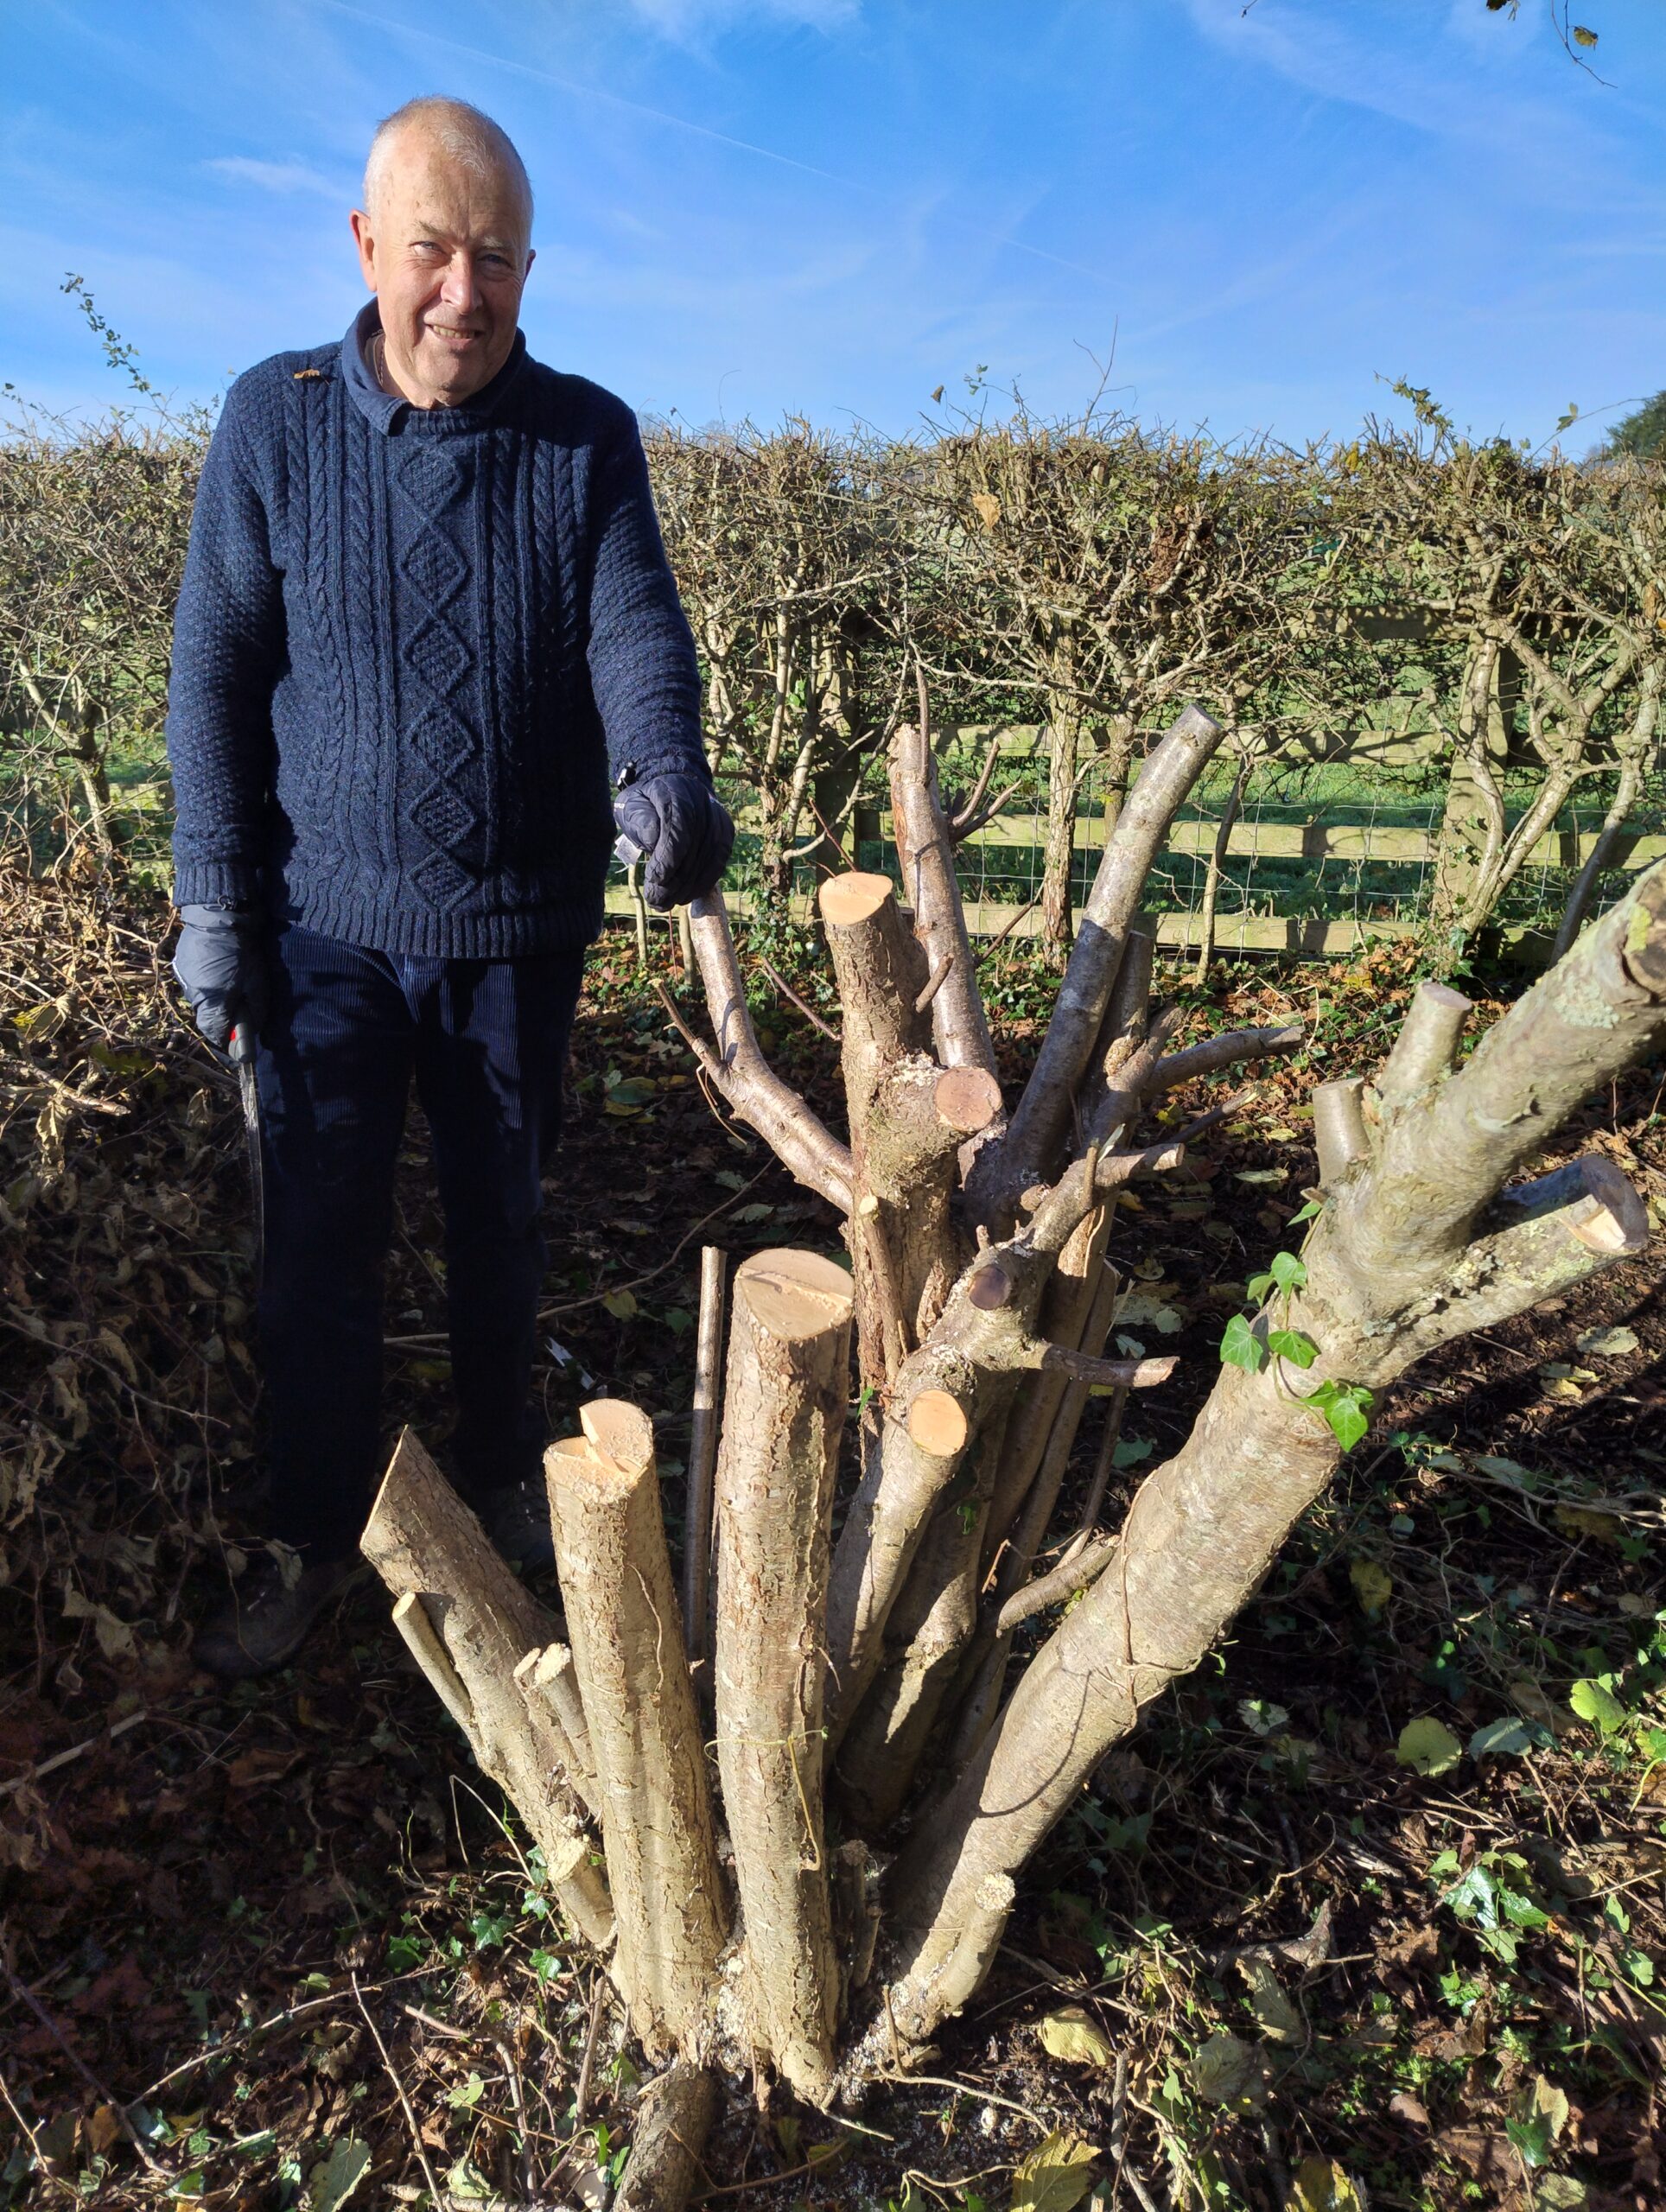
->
[1219,1314,1265,1373]
[1269,1250,1308,1294]
[1307,1380,1372,1451]
[1267,1328,1318,1369]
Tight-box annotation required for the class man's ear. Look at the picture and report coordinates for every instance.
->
[349,207,378,289]
[524,245,537,283]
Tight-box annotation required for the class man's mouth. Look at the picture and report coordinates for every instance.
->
[425,323,481,342]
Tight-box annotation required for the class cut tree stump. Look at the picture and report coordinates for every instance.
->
[362,701,1666,2212]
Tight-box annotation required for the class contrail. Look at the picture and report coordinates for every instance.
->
[311,0,1117,289]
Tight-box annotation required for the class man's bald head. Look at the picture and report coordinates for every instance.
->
[364,97,533,242]
[350,96,536,410]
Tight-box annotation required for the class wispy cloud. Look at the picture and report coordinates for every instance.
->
[206,156,342,198]
[624,0,858,38]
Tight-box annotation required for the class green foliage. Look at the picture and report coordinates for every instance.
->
[1599,388,1666,460]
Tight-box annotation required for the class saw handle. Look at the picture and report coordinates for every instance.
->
[228,1019,257,1066]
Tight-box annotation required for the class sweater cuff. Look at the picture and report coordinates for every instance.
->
[611,747,714,793]
[173,859,264,911]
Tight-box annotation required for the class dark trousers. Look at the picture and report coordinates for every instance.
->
[253,923,586,1560]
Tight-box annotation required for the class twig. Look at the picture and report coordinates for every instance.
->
[973,893,1042,965]
[0,1707,148,1799]
[497,2035,534,2200]
[1108,2048,1129,2210]
[914,954,955,1016]
[757,954,840,1043]
[0,1957,165,2177]
[684,1245,728,1682]
[134,1975,423,2101]
[474,1163,769,1334]
[352,1973,442,2208]
[879,2069,1049,2132]
[573,1976,607,2122]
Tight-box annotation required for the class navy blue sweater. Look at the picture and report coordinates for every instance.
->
[166,304,709,955]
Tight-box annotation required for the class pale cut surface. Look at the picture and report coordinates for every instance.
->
[906,1389,970,1457]
[580,1398,656,1475]
[734,1248,855,1340]
[817,871,895,927]
[934,1066,1003,1132]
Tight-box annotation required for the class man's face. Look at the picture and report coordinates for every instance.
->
[349,133,533,409]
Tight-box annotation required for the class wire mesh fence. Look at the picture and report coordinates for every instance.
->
[688,725,1666,961]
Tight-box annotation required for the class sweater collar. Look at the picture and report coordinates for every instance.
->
[341,301,529,431]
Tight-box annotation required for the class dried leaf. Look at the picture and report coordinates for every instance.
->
[971,492,1002,531]
[1238,1957,1302,2044]
[1396,1716,1462,1777]
[1554,1503,1624,1545]
[1037,2006,1116,2069]
[61,1584,137,1661]
[1008,2128,1100,2211]
[307,2138,372,2212]
[1576,1324,1638,1358]
[1188,2031,1271,2110]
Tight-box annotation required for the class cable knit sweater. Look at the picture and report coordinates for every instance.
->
[166,303,709,955]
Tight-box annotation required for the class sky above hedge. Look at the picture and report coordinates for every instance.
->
[4,0,1663,448]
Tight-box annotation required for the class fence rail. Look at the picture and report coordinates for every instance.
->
[603,779,1666,965]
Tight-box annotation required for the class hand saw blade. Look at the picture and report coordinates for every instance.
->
[228,1021,264,1287]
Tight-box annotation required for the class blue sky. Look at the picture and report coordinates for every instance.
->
[3,0,1663,448]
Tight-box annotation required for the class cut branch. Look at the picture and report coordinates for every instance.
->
[713,1249,854,2101]
[686,894,854,1212]
[970,703,1224,1226]
[887,721,1000,1080]
[363,1433,614,1952]
[547,1405,726,2058]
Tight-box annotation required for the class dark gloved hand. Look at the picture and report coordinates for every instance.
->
[614,772,734,912]
[173,906,269,1050]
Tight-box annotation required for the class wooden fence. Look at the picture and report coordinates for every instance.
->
[600,721,1666,963]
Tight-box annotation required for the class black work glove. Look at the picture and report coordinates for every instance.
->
[614,772,734,912]
[172,906,269,1050]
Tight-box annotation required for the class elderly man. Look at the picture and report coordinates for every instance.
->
[167,97,731,1676]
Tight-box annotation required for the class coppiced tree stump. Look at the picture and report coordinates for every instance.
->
[364,710,1666,2209]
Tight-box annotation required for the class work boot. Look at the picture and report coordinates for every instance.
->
[194,1551,360,1679]
[480,1476,556,1573]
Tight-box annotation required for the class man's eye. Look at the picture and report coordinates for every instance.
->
[410,241,445,259]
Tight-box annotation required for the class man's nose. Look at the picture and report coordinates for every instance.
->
[441,253,482,315]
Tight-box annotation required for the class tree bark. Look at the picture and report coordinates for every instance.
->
[712,1249,854,2101]
[546,1405,727,2060]
[969,704,1224,1229]
[615,2061,719,2212]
